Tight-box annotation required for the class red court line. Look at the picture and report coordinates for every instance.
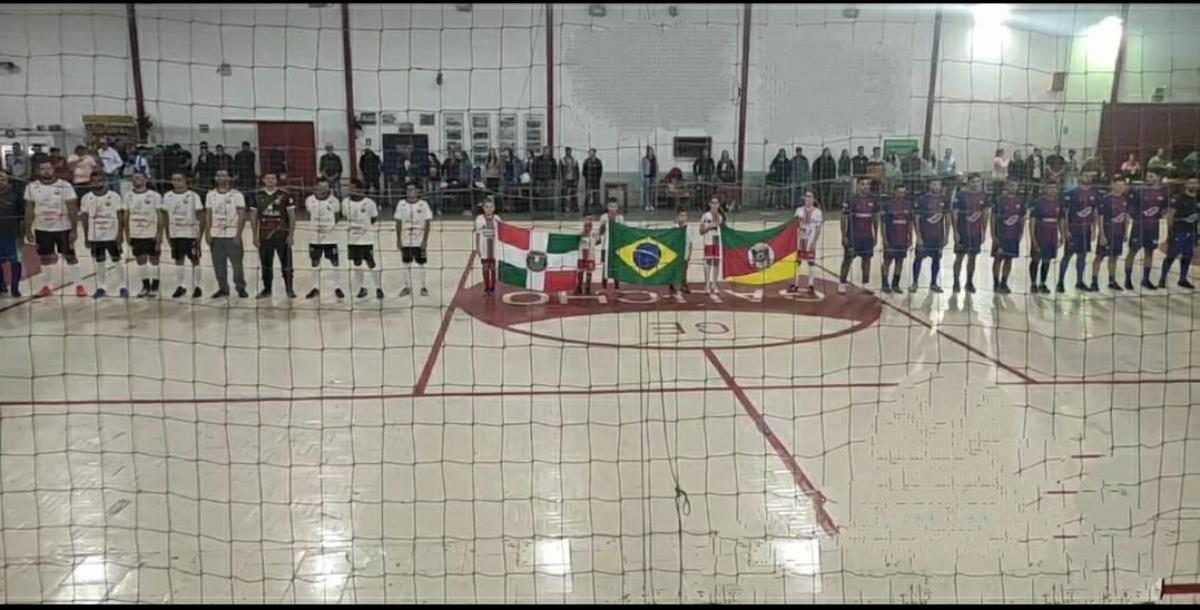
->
[1163,582,1200,596]
[0,273,98,316]
[703,348,840,538]
[998,378,1200,386]
[0,380,900,408]
[413,251,477,396]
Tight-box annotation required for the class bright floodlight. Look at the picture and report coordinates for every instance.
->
[972,3,1012,26]
[1086,16,1123,68]
[971,4,1011,59]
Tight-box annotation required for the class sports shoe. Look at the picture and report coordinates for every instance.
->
[908,284,918,293]
[807,285,816,295]
[236,288,249,298]
[952,282,961,293]
[75,285,88,297]
[1158,279,1168,289]
[1108,281,1122,291]
[172,287,187,299]
[786,284,798,293]
[881,282,891,294]
[375,289,384,300]
[998,283,1011,295]
[287,289,297,299]
[306,288,320,299]
[118,287,129,299]
[837,283,848,295]
[679,284,690,294]
[192,287,203,299]
[420,287,428,297]
[356,287,368,299]
[1142,279,1157,291]
[1180,279,1196,290]
[257,289,272,299]
[137,286,151,298]
[92,288,107,299]
[335,287,345,299]
[965,283,976,294]
[211,289,229,298]
[37,286,54,298]
[10,286,19,298]
[1056,283,1066,293]
[399,287,411,297]
[930,284,943,293]
[1090,280,1101,292]
[1075,282,1089,292]
[1124,279,1134,291]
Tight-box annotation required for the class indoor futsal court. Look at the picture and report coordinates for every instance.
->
[2,2,1200,604]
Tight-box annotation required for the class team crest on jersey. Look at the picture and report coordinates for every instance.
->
[748,243,775,271]
[1004,216,1020,226]
[1144,207,1159,217]
[1077,207,1093,218]
[926,213,943,223]
[967,212,982,222]
[1112,213,1127,223]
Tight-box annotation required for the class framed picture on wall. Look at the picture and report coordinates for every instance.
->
[470,113,491,166]
[443,112,464,154]
[525,114,543,153]
[498,114,517,153]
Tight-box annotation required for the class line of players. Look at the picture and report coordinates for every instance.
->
[18,159,438,301]
[835,169,1199,295]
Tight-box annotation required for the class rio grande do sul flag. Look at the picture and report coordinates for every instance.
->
[720,219,800,285]
[496,222,579,291]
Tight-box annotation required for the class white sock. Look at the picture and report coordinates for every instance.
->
[354,267,365,290]
[96,263,108,289]
[372,269,383,292]
[332,267,342,292]
[415,264,426,290]
[70,263,81,286]
[403,263,412,290]
[312,266,321,292]
[152,264,160,284]
[175,265,186,288]
[115,262,127,290]
[191,266,201,290]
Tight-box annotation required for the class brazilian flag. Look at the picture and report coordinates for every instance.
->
[606,223,687,286]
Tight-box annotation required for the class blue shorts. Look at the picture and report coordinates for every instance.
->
[915,244,944,258]
[1167,232,1196,259]
[0,239,19,262]
[991,238,1021,259]
[1031,241,1058,260]
[1096,237,1124,258]
[845,239,875,257]
[1128,232,1158,251]
[1066,232,1092,254]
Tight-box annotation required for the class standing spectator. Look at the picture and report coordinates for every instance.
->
[319,144,343,196]
[693,148,716,210]
[767,148,791,209]
[641,146,658,212]
[883,153,902,191]
[97,138,124,192]
[192,142,217,197]
[559,147,580,214]
[234,141,256,194]
[49,147,70,182]
[501,148,524,212]
[1027,148,1045,185]
[68,145,98,198]
[1147,148,1170,175]
[1046,145,1066,186]
[991,148,1009,195]
[5,142,30,181]
[532,146,558,214]
[456,149,475,213]
[0,172,24,297]
[381,148,403,204]
[1065,149,1080,190]
[583,148,603,214]
[359,147,382,200]
[29,146,48,174]
[1009,150,1026,186]
[851,146,869,178]
[811,147,837,210]
[939,147,959,194]
[921,150,937,180]
[871,146,883,165]
[213,144,234,175]
[483,148,501,204]
[1120,152,1141,180]
[716,149,737,210]
[424,152,441,215]
[836,149,852,179]
[1182,149,1200,177]
[264,147,286,178]
[901,149,922,193]
[792,146,810,208]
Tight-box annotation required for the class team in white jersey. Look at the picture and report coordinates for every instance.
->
[23,159,85,297]
[596,198,625,290]
[699,197,725,295]
[342,179,383,300]
[125,172,165,297]
[79,172,128,298]
[473,197,502,296]
[305,178,344,300]
[791,189,824,294]
[163,172,206,298]
[395,182,433,297]
[204,169,248,298]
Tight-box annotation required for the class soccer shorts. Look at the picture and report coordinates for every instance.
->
[169,238,200,264]
[90,241,121,262]
[577,258,596,272]
[1031,241,1058,260]
[796,247,815,262]
[309,243,339,266]
[845,239,875,257]
[914,243,944,258]
[703,244,720,260]
[991,238,1021,259]
[1066,231,1092,254]
[1128,230,1159,251]
[1095,236,1124,258]
[883,245,909,260]
[0,238,19,262]
[35,229,75,257]
[130,238,160,258]
[348,244,376,267]
[400,246,427,265]
[1166,232,1197,258]
[953,238,982,255]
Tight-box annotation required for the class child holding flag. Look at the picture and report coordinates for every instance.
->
[699,196,724,295]
[474,197,502,296]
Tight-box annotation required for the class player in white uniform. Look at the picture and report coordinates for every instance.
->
[204,169,249,299]
[669,207,692,295]
[341,179,383,300]
[791,189,824,294]
[576,214,596,295]
[125,171,164,297]
[305,177,344,300]
[163,172,206,298]
[395,182,433,297]
[79,171,128,298]
[23,159,84,297]
[596,197,625,290]
[473,197,502,296]
[699,196,724,295]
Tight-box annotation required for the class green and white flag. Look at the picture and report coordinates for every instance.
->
[496,221,580,291]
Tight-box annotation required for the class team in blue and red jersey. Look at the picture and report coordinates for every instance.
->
[1057,170,1101,292]
[1125,168,1167,290]
[1026,180,1062,294]
[879,185,913,293]
[951,173,990,293]
[910,177,949,292]
[1160,176,1199,290]
[1092,177,1130,291]
[990,178,1025,294]
[838,177,879,294]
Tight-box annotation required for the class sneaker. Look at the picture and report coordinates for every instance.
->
[92,288,107,299]
[211,289,229,298]
[1158,279,1168,289]
[952,282,961,293]
[998,283,1011,295]
[257,289,272,299]
[1056,284,1066,293]
[236,288,249,298]
[10,286,19,298]
[808,285,817,295]
[930,284,943,293]
[37,286,53,298]
[881,283,891,294]
[786,284,798,293]
[305,288,320,300]
[679,284,690,294]
[965,283,976,294]
[118,287,129,299]
[173,287,187,299]
[908,284,918,293]
[137,286,151,298]
[667,285,676,295]
[375,289,384,300]
[1142,280,1157,291]
[837,283,848,295]
[1108,281,1122,291]
[75,285,88,297]
[1180,279,1196,290]
[192,287,203,299]
[335,287,345,299]
[356,287,368,299]
[287,289,297,299]
[1090,280,1101,292]
[399,287,411,297]
[420,287,428,297]
[1075,282,1089,292]
[1124,279,1134,291]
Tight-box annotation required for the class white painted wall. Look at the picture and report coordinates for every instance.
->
[1,3,1197,176]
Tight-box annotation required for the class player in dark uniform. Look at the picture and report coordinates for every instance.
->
[990,178,1025,294]
[910,177,949,292]
[1124,168,1167,290]
[1057,170,1100,293]
[879,184,913,293]
[1027,180,1061,294]
[837,177,878,295]
[1092,177,1130,291]
[1159,176,1199,290]
[951,173,989,293]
